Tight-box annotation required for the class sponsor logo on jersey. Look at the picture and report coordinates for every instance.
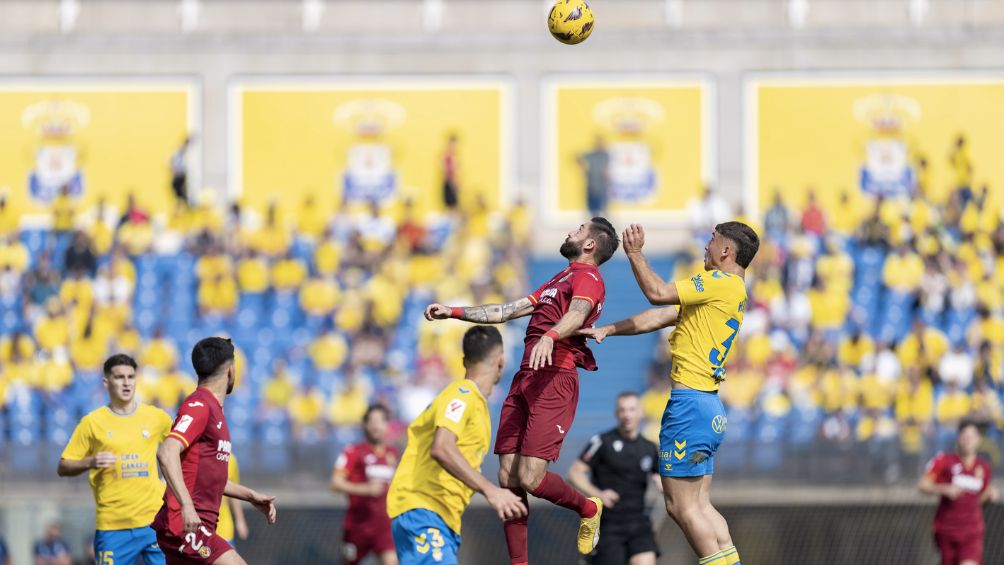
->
[711,415,727,434]
[641,456,653,472]
[175,415,194,433]
[612,440,623,452]
[216,439,232,462]
[691,274,705,292]
[541,288,559,300]
[188,401,205,408]
[444,399,467,423]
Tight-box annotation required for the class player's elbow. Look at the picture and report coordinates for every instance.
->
[56,459,70,477]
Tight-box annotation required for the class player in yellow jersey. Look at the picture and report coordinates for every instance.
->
[387,326,527,565]
[215,454,249,544]
[59,354,174,565]
[580,222,759,565]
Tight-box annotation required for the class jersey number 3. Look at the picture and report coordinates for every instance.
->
[708,318,740,380]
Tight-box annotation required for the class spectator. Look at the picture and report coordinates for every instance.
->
[33,522,71,565]
[578,136,610,217]
[0,534,8,565]
[685,184,731,240]
[170,135,192,207]
[938,343,974,388]
[62,231,96,277]
[763,189,789,244]
[441,133,460,210]
[949,134,972,201]
[52,184,76,234]
[800,189,826,236]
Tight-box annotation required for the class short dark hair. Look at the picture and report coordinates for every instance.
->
[191,337,235,380]
[588,217,619,265]
[959,419,983,435]
[363,404,391,423]
[616,391,640,401]
[715,221,760,268]
[462,326,503,367]
[103,354,137,377]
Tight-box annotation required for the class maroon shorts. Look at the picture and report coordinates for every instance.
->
[342,523,395,564]
[494,366,579,462]
[934,530,983,565]
[156,525,234,565]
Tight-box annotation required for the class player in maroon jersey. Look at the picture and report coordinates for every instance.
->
[425,217,619,562]
[918,420,999,565]
[154,337,277,565]
[331,404,399,565]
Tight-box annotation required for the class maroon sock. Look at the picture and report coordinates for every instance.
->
[530,472,596,518]
[503,487,530,564]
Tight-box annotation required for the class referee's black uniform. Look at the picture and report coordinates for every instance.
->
[579,429,660,564]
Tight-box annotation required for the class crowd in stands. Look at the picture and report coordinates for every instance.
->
[0,188,532,477]
[641,146,1004,482]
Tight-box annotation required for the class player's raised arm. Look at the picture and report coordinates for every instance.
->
[429,427,527,521]
[157,437,202,533]
[622,224,680,306]
[223,480,277,525]
[425,296,534,324]
[578,307,679,343]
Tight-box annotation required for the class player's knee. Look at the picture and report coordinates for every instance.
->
[517,466,544,492]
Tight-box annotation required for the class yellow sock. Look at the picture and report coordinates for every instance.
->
[698,550,727,565]
[721,545,741,565]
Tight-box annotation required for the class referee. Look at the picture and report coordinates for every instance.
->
[569,391,662,565]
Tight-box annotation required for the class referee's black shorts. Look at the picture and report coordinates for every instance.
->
[591,517,659,565]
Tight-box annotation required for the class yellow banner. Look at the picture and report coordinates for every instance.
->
[546,80,711,222]
[232,81,510,214]
[0,83,195,218]
[751,77,1004,212]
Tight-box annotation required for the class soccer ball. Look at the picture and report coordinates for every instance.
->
[547,0,594,45]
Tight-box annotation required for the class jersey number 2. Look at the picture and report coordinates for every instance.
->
[708,318,740,380]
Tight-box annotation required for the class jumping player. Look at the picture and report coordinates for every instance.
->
[58,354,173,565]
[580,222,759,565]
[331,404,399,565]
[153,337,277,565]
[919,420,999,565]
[425,218,620,561]
[387,326,526,564]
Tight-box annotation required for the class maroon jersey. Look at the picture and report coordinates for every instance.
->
[523,262,605,371]
[926,452,992,534]
[334,442,398,528]
[153,388,232,535]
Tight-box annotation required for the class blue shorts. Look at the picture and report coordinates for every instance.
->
[391,509,461,565]
[95,526,165,565]
[659,388,727,477]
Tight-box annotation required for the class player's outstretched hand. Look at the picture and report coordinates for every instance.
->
[528,336,554,370]
[576,326,611,344]
[486,486,528,521]
[91,451,117,469]
[622,224,646,255]
[425,303,451,321]
[181,503,202,534]
[250,491,278,525]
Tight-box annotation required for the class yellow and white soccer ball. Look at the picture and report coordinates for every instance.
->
[547,0,595,45]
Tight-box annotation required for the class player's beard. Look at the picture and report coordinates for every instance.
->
[559,238,582,260]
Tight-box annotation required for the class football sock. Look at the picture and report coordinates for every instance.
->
[721,545,740,565]
[503,487,529,564]
[698,550,727,565]
[530,472,596,518]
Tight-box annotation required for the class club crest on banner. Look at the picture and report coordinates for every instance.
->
[853,94,920,199]
[592,97,662,204]
[22,100,89,203]
[333,99,405,204]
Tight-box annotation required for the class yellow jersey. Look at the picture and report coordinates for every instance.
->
[216,454,241,541]
[387,379,490,535]
[670,270,748,392]
[61,404,173,530]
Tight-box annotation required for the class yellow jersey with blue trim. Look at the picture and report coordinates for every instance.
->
[669,270,748,392]
[61,404,173,530]
[387,379,491,535]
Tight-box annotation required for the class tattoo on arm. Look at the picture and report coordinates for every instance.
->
[461,297,534,324]
[569,299,593,316]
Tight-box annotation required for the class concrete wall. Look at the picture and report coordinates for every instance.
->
[2,0,1004,247]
